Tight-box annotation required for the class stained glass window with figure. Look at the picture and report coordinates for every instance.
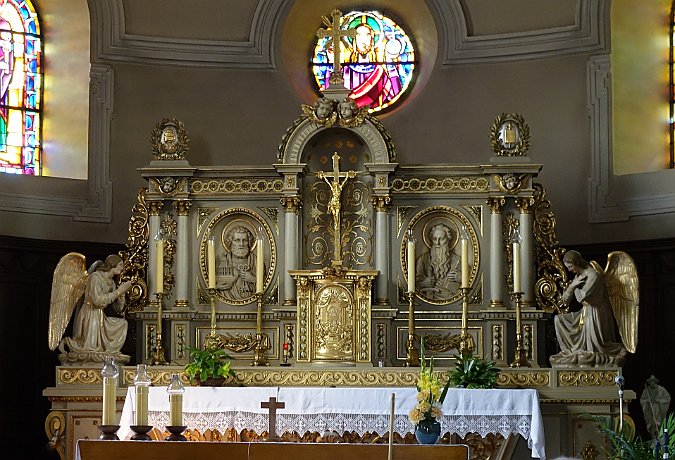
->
[0,0,41,175]
[311,10,415,114]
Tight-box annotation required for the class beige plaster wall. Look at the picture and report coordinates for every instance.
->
[1,0,675,247]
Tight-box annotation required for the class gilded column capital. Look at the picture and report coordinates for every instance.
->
[487,197,506,214]
[172,200,192,216]
[280,196,302,214]
[515,197,535,213]
[147,200,164,216]
[372,195,392,212]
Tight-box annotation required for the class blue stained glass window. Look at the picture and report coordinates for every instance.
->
[0,0,42,175]
[311,10,416,113]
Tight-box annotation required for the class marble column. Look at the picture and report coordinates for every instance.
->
[281,196,302,305]
[516,197,535,307]
[487,197,505,308]
[172,200,191,309]
[372,195,392,305]
[147,200,164,304]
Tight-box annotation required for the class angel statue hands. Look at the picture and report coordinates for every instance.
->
[550,250,638,367]
[48,253,132,366]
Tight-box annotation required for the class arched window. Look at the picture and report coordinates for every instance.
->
[0,0,41,175]
[311,10,416,114]
[671,1,675,168]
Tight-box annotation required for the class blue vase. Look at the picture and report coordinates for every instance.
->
[415,417,441,444]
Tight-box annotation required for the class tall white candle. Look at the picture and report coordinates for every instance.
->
[256,240,264,294]
[102,376,117,425]
[169,393,183,426]
[406,238,415,293]
[156,239,164,294]
[135,385,149,426]
[460,238,469,288]
[513,241,521,293]
[207,238,216,289]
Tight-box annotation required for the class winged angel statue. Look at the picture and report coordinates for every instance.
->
[550,250,638,367]
[48,252,132,366]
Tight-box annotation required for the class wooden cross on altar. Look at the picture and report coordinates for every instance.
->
[261,396,285,441]
[316,9,356,86]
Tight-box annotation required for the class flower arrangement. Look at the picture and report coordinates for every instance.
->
[408,343,452,425]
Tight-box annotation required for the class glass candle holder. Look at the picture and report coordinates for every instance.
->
[166,372,185,426]
[101,356,119,425]
[133,364,151,426]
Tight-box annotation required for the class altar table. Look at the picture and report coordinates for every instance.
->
[77,440,470,460]
[118,386,545,459]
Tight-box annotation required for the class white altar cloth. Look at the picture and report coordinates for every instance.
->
[119,386,545,459]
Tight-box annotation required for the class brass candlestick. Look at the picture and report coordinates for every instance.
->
[203,288,220,349]
[251,292,269,366]
[459,286,473,357]
[509,291,530,368]
[151,292,168,365]
[405,291,419,367]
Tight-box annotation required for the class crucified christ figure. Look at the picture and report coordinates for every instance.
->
[317,152,356,266]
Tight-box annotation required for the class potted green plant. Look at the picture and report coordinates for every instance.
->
[447,352,500,389]
[593,412,674,459]
[184,346,236,386]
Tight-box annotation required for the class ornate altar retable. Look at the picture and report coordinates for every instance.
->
[44,98,634,460]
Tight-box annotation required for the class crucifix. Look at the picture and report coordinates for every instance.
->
[318,153,356,267]
[261,396,285,441]
[316,9,356,86]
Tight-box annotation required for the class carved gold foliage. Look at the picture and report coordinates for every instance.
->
[121,187,150,313]
[558,370,617,387]
[458,432,505,460]
[423,332,463,353]
[190,179,284,194]
[490,112,531,157]
[532,183,568,313]
[496,371,550,387]
[150,118,189,160]
[391,177,489,193]
[208,332,259,353]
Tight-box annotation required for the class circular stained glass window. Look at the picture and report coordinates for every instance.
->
[311,10,416,114]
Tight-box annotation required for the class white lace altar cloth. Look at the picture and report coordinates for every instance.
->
[119,386,545,459]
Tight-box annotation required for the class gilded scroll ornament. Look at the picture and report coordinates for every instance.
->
[150,118,189,160]
[490,112,531,157]
[558,370,618,386]
[532,183,567,313]
[45,410,66,460]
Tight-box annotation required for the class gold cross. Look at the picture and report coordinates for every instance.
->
[261,396,285,441]
[316,9,356,86]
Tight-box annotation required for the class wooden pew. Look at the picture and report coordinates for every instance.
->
[77,440,469,460]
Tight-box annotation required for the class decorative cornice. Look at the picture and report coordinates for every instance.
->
[89,0,285,69]
[429,0,608,65]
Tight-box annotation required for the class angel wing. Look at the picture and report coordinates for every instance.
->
[48,252,87,351]
[604,251,639,353]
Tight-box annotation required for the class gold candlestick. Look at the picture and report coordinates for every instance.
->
[405,291,419,367]
[151,292,168,365]
[251,292,269,366]
[459,286,473,357]
[203,288,220,349]
[509,291,530,368]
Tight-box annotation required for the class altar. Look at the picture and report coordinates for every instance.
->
[117,386,546,459]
